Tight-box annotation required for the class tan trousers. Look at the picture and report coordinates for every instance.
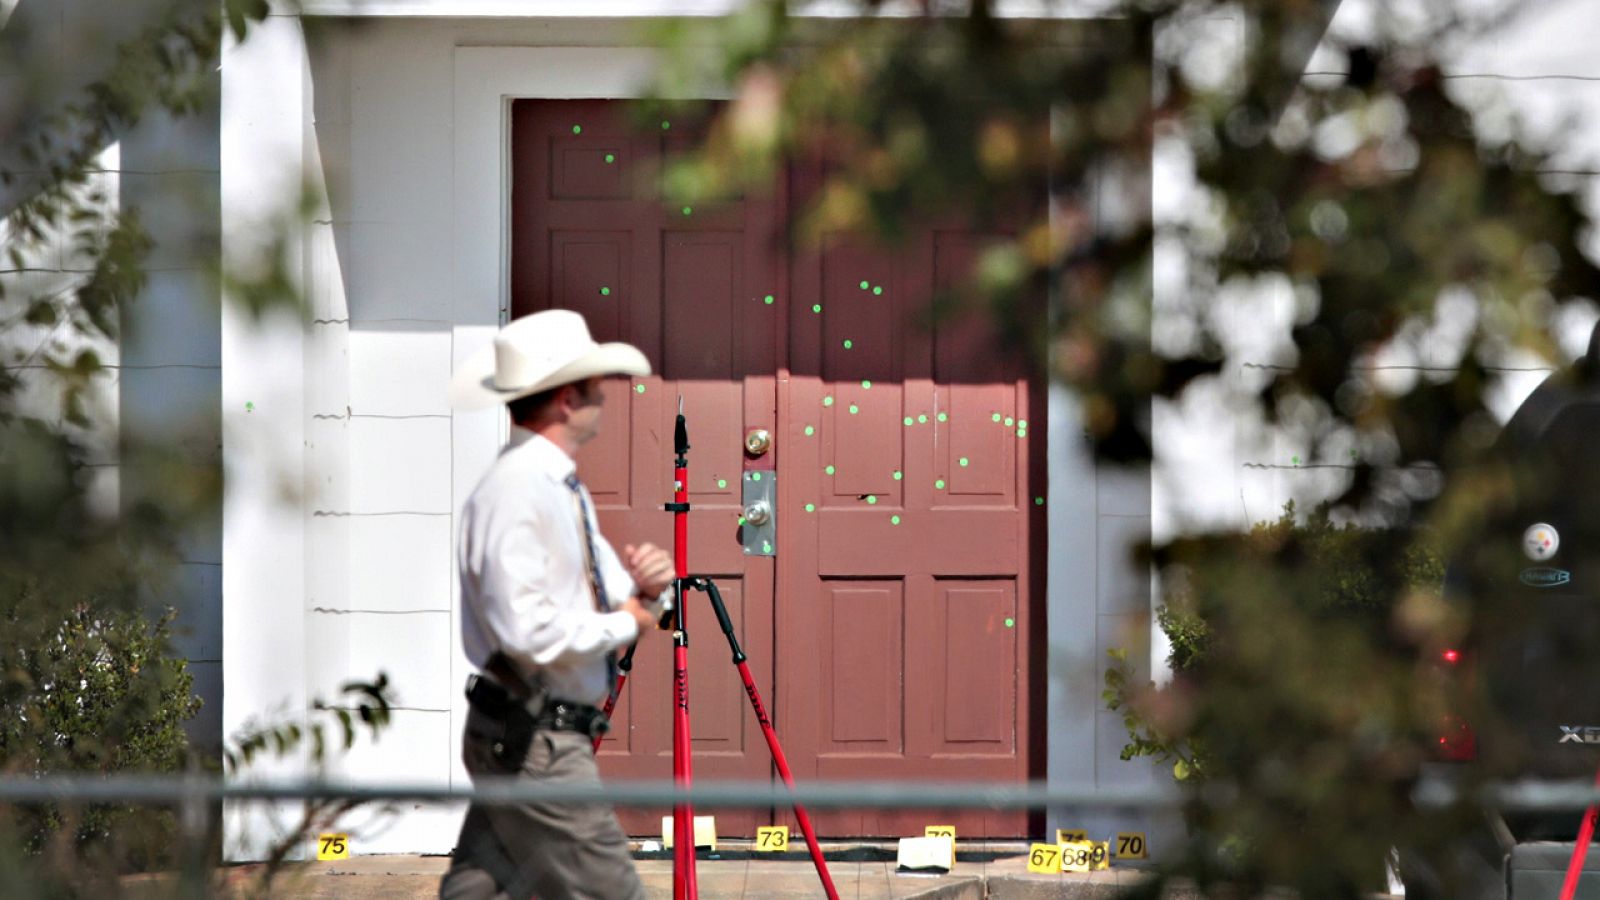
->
[439,707,646,900]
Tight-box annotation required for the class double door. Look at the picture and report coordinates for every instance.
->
[512,99,1041,837]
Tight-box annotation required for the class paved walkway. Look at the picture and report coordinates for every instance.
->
[222,846,1158,898]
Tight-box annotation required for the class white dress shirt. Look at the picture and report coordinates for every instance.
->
[459,427,650,705]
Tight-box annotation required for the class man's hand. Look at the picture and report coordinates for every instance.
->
[622,543,674,599]
[619,596,657,636]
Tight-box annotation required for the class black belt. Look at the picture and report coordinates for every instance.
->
[466,674,610,740]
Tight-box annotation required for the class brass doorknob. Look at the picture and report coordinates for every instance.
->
[745,428,772,456]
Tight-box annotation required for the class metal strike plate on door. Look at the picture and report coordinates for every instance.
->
[741,471,776,556]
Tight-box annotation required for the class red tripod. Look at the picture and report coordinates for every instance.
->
[598,398,838,900]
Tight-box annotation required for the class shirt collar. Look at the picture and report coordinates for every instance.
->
[507,425,577,481]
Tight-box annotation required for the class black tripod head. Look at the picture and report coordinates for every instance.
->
[675,395,689,458]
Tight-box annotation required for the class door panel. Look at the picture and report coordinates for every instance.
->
[512,100,778,837]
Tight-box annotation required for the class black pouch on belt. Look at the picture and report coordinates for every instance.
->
[466,653,547,769]
[493,705,535,770]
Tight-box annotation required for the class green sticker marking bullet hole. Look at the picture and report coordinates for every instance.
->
[823,395,834,406]
[599,286,611,296]
[903,416,914,426]
[681,206,693,216]
[861,379,872,389]
[661,120,671,130]
[825,464,836,475]
[812,303,822,313]
[572,124,582,134]
[717,478,728,489]
[805,503,816,512]
[1018,419,1028,429]
[937,412,948,423]
[859,280,870,290]
[935,479,946,490]
[763,541,772,553]
[604,153,615,163]
[959,457,970,467]
[804,425,815,436]
[1035,496,1045,506]
[892,470,903,481]
[245,401,255,412]
[842,339,853,349]
[1004,417,1014,427]
[738,516,746,526]
[891,515,901,525]
[848,404,859,415]
[1004,617,1015,628]
[635,384,646,394]
[764,294,775,305]
[872,285,883,296]
[1017,429,1027,439]
[1292,455,1301,466]
[866,495,877,504]
[917,414,928,424]
[992,412,1002,422]
[752,472,762,481]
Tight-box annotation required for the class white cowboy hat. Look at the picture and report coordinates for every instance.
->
[450,309,651,410]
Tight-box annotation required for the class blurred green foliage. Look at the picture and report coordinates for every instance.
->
[1109,504,1444,772]
[0,601,199,872]
[1,0,388,894]
[647,1,1600,895]
[1103,504,1473,897]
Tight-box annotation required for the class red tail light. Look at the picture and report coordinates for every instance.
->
[1435,649,1475,759]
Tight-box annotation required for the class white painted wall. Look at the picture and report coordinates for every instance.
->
[220,13,313,860]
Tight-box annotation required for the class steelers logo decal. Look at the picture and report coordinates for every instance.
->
[1523,523,1560,562]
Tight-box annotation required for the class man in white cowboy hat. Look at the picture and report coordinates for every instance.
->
[439,309,673,900]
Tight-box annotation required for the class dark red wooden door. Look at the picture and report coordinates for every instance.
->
[512,100,1041,839]
[775,159,1041,837]
[512,99,782,837]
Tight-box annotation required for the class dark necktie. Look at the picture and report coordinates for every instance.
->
[565,473,618,690]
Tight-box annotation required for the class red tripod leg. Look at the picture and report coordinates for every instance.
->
[735,659,839,900]
[672,633,697,900]
[595,644,637,752]
[690,575,838,900]
[1559,761,1600,900]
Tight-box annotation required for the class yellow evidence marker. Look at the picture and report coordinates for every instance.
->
[1115,832,1148,860]
[1056,828,1087,844]
[1026,843,1062,874]
[660,816,718,851]
[924,824,956,845]
[1059,840,1109,873]
[755,825,789,852]
[316,833,349,861]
